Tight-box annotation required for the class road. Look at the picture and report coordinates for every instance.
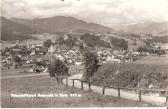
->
[63,74,167,106]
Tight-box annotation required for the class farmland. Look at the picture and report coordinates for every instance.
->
[1,68,153,107]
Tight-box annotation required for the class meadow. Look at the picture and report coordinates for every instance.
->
[93,55,168,89]
[1,68,153,107]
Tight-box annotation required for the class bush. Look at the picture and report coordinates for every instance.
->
[82,51,99,81]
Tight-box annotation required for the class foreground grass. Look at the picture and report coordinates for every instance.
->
[1,68,39,77]
[1,74,153,107]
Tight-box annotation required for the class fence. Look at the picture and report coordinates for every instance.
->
[57,76,168,106]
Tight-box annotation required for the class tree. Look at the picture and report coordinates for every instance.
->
[79,42,84,51]
[82,51,99,81]
[5,47,10,52]
[43,39,52,48]
[14,55,22,68]
[47,58,69,83]
[110,37,128,50]
[80,33,110,48]
[14,55,21,63]
[57,36,64,45]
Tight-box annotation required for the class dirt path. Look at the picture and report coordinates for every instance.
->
[63,74,167,106]
[0,73,48,79]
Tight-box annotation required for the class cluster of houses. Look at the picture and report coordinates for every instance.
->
[1,39,149,67]
[2,33,157,73]
[94,47,143,63]
[47,44,84,65]
[1,42,84,67]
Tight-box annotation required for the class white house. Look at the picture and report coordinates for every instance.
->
[48,44,55,53]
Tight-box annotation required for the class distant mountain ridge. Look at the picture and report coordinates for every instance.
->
[1,17,36,41]
[11,16,114,34]
[1,17,34,34]
[1,16,114,41]
[113,21,168,36]
[2,16,168,41]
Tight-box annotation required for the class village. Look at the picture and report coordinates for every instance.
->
[2,0,168,107]
[1,33,167,74]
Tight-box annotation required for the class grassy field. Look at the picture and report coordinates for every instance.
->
[132,54,168,65]
[1,68,153,107]
[1,41,16,49]
[93,55,168,89]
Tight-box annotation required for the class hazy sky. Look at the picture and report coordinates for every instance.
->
[2,0,168,25]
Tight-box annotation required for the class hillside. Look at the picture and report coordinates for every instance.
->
[1,17,35,41]
[11,16,114,34]
[1,17,35,34]
[159,29,168,36]
[113,22,168,35]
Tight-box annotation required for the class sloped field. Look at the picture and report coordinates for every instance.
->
[93,62,168,89]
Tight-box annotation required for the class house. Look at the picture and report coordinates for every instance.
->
[35,44,47,55]
[48,44,55,53]
[150,42,168,50]
[160,43,168,50]
[64,34,70,40]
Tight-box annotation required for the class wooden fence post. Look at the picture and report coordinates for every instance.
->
[166,96,168,106]
[139,90,142,102]
[88,82,91,90]
[81,81,83,90]
[61,78,64,84]
[76,69,78,74]
[102,86,105,96]
[9,90,11,101]
[59,77,62,84]
[73,79,75,87]
[60,77,62,84]
[166,90,168,106]
[118,88,120,97]
[66,77,68,86]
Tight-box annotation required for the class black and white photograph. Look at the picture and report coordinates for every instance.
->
[1,0,168,108]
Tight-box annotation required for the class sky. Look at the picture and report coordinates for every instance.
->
[1,0,168,26]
